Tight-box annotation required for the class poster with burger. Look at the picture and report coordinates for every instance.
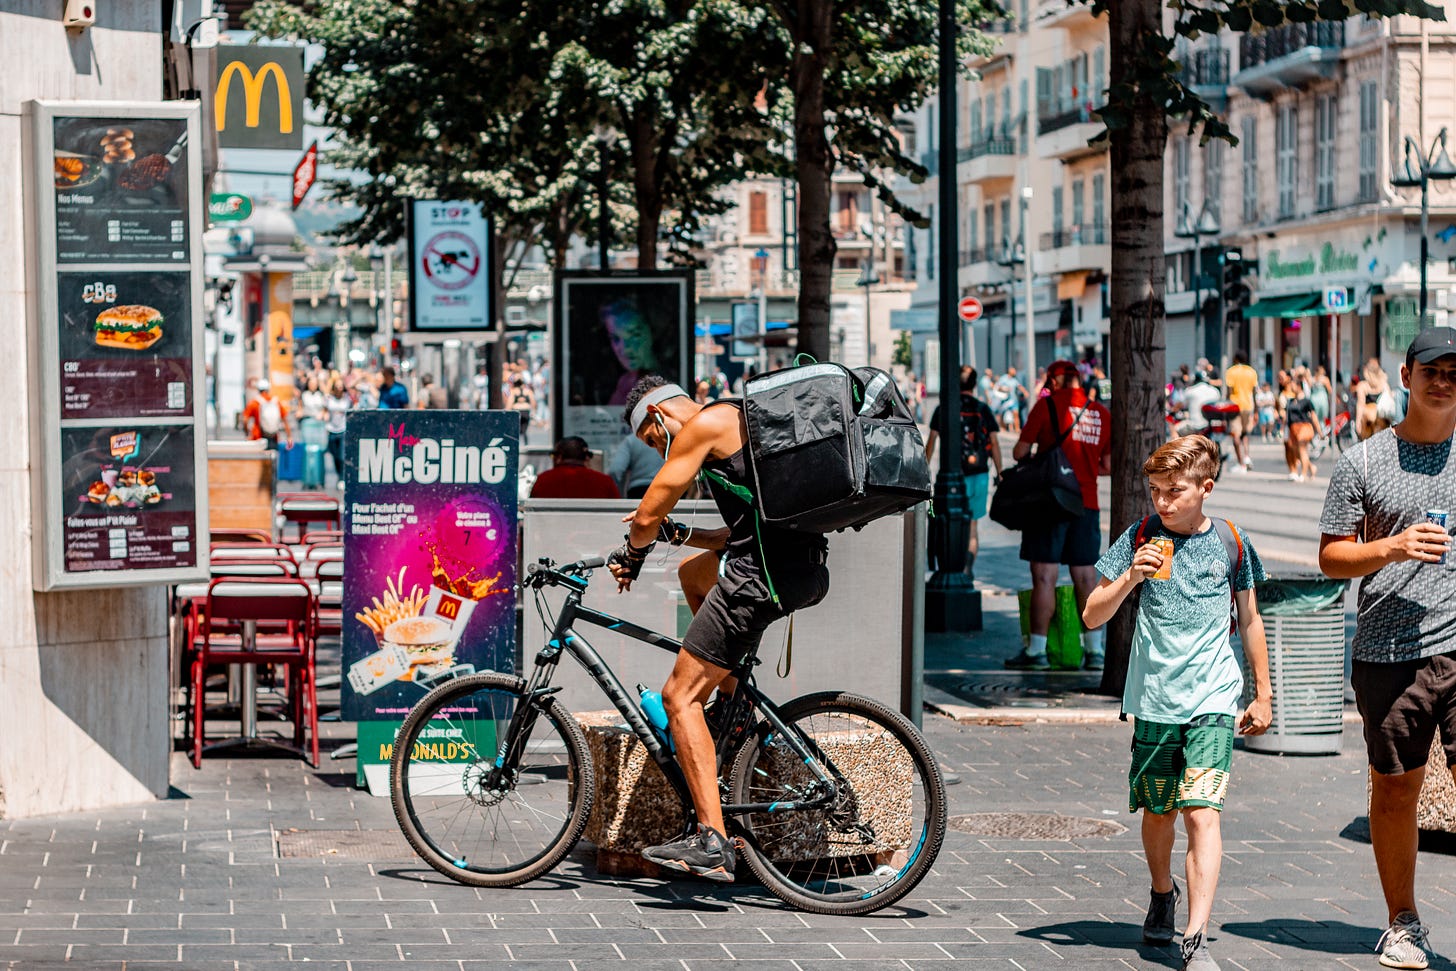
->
[341,411,518,786]
[59,423,197,573]
[57,270,191,420]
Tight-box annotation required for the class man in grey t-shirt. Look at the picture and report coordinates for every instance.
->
[1318,327,1456,969]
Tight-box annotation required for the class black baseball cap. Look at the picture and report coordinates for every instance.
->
[1406,327,1456,366]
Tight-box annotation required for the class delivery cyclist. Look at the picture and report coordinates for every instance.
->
[607,374,830,881]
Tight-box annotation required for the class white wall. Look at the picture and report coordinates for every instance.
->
[0,1,171,818]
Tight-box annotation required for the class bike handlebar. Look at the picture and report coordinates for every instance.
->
[525,555,608,588]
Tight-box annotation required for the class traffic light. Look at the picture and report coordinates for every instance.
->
[1221,247,1250,324]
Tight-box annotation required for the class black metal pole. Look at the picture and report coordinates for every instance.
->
[925,0,977,631]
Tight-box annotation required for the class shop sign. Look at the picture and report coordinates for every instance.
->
[213,46,305,150]
[1265,243,1360,280]
[341,410,518,793]
[1384,297,1425,353]
[29,102,208,591]
[207,192,252,222]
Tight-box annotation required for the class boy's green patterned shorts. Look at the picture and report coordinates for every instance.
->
[1128,714,1235,814]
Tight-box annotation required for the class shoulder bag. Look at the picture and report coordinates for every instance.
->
[988,396,1090,531]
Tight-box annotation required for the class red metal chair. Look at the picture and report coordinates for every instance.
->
[209,558,299,578]
[210,541,296,563]
[314,557,344,637]
[277,493,341,542]
[210,527,274,544]
[301,529,343,546]
[191,578,319,768]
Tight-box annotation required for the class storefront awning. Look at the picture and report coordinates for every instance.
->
[1243,292,1323,319]
[1057,271,1088,301]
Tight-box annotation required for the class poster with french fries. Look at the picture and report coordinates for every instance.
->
[341,410,517,735]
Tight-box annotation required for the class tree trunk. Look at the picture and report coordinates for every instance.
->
[630,109,662,272]
[1100,0,1168,697]
[791,0,835,362]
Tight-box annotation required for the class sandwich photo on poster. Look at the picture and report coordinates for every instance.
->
[51,116,190,264]
[341,411,518,724]
[56,270,192,420]
[59,424,197,573]
[554,272,691,454]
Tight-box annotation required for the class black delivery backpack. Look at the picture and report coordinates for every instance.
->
[731,361,931,533]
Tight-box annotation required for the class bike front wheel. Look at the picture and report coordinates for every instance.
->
[390,672,594,887]
[728,692,946,915]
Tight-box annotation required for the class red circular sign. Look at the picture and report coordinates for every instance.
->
[422,231,482,291]
[957,296,983,322]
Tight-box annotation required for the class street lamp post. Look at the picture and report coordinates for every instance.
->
[1174,200,1221,365]
[1391,127,1456,327]
[998,238,1025,373]
[925,0,977,633]
[1020,187,1034,380]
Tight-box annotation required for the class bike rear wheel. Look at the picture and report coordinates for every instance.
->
[729,692,946,915]
[390,672,594,887]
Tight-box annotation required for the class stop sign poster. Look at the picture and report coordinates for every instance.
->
[407,200,495,331]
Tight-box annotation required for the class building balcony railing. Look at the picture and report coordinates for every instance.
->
[1177,47,1230,89]
[1036,100,1099,136]
[978,17,1017,34]
[957,135,1018,163]
[1234,22,1344,95]
[1039,223,1108,250]
[1239,21,1344,70]
[959,246,1002,267]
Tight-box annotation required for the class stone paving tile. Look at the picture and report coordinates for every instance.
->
[3,718,1456,968]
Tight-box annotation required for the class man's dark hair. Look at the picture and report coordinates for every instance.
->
[382,366,396,381]
[1232,351,1248,366]
[553,436,592,462]
[960,370,977,392]
[622,373,670,428]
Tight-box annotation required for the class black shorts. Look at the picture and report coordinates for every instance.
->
[1352,651,1456,775]
[681,554,830,672]
[1019,507,1102,566]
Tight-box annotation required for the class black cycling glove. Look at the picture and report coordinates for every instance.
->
[607,536,655,581]
[657,517,690,547]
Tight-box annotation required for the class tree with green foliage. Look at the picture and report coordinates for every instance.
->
[1091,0,1443,696]
[892,330,913,371]
[764,0,994,360]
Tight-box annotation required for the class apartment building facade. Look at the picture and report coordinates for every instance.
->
[896,3,1456,387]
[693,172,910,375]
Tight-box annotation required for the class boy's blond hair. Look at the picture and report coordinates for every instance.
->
[1142,435,1221,483]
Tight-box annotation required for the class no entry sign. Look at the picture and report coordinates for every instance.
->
[957,296,983,323]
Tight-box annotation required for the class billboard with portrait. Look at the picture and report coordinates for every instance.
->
[553,272,692,454]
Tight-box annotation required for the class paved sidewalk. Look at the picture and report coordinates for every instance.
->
[3,714,1456,970]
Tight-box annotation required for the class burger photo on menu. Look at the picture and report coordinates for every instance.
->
[93,305,163,350]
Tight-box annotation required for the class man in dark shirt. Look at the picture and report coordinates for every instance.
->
[529,437,621,499]
[925,371,1004,576]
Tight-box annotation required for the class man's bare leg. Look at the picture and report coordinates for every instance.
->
[661,647,731,836]
[1370,765,1425,923]
[1182,806,1223,937]
[678,551,737,697]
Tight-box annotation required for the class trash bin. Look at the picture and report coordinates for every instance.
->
[1242,572,1349,755]
[1018,585,1082,670]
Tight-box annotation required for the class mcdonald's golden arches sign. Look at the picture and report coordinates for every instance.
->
[214,46,304,150]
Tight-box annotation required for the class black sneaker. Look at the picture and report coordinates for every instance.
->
[1004,650,1050,671]
[1143,880,1180,944]
[642,825,736,883]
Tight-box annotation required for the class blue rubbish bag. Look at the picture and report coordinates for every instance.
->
[276,440,305,482]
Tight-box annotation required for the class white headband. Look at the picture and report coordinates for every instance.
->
[630,383,689,432]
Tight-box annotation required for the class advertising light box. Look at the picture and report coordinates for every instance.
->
[406,200,495,331]
[28,102,209,591]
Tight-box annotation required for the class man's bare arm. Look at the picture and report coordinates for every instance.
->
[1319,524,1451,579]
[626,407,738,550]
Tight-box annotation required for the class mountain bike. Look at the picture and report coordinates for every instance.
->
[1308,408,1353,461]
[389,556,946,916]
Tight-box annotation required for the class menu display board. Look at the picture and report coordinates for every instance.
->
[340,410,518,792]
[28,102,208,591]
[52,116,190,264]
[60,424,197,573]
[57,270,192,419]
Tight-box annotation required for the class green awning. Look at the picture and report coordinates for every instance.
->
[1243,292,1324,318]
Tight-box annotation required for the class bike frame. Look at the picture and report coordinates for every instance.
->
[500,569,843,833]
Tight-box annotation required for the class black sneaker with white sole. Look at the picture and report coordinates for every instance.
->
[642,825,736,883]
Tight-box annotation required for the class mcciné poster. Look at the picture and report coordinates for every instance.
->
[341,410,518,787]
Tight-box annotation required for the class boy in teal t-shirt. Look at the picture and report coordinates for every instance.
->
[1083,436,1273,971]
